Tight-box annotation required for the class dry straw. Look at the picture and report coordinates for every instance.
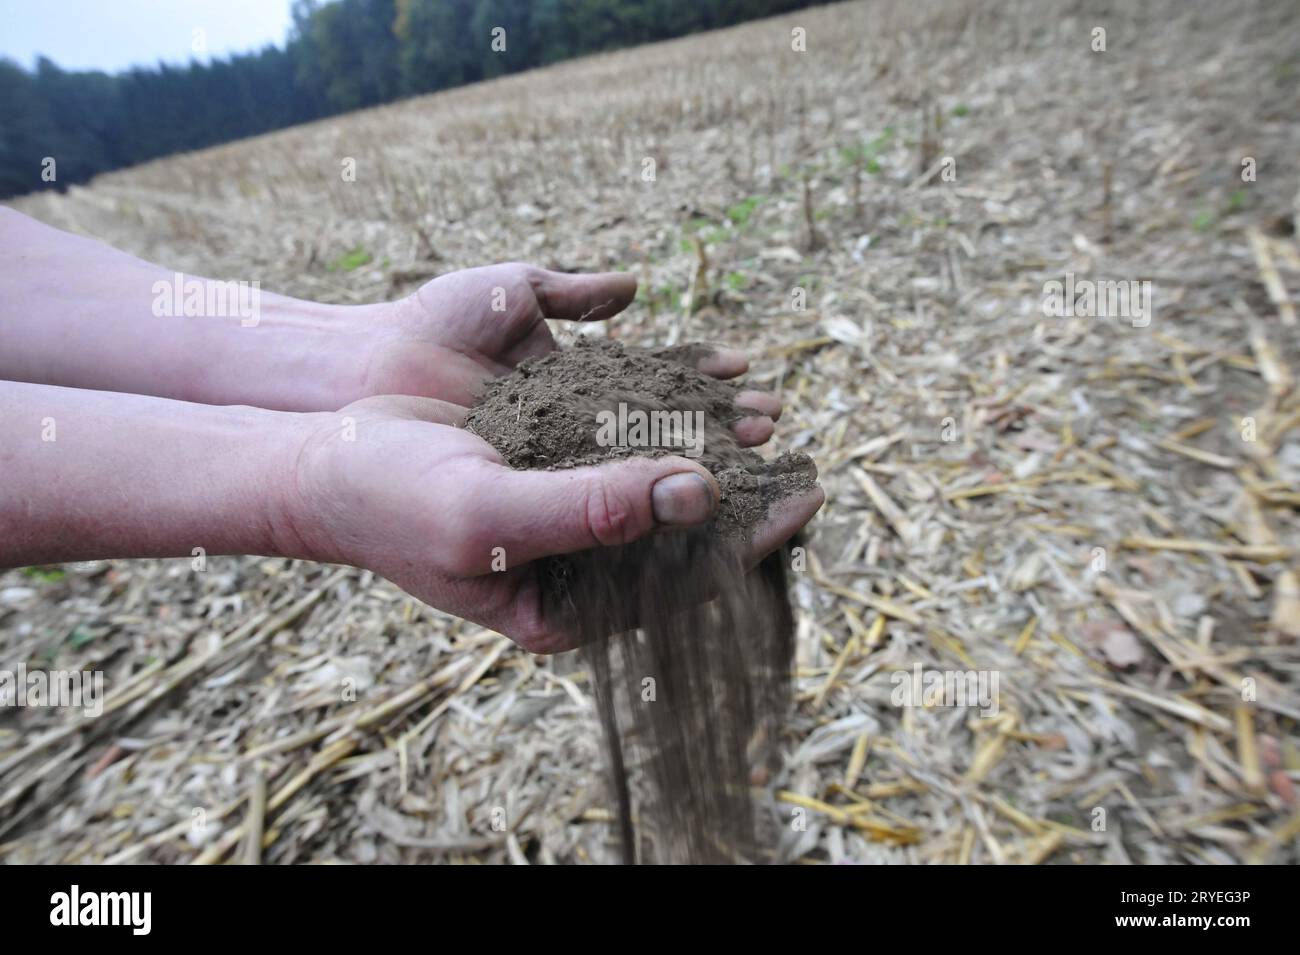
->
[2,0,1298,863]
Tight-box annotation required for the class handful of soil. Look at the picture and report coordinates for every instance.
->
[467,339,817,863]
[466,338,817,539]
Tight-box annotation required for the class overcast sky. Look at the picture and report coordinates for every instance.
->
[0,0,294,73]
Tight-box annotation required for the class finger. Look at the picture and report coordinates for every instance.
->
[735,389,782,421]
[733,415,775,447]
[740,485,825,569]
[500,568,582,655]
[527,267,637,323]
[470,455,720,570]
[652,343,750,379]
[344,395,468,426]
[695,346,748,379]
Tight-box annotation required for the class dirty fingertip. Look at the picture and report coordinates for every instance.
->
[735,390,782,421]
[651,471,717,526]
[733,415,776,447]
[696,346,748,379]
[746,485,826,566]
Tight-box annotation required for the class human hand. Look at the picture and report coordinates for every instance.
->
[285,395,824,653]
[362,264,783,446]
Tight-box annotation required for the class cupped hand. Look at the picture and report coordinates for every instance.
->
[364,264,781,446]
[285,395,823,653]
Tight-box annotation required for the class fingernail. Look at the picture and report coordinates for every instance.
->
[651,472,715,525]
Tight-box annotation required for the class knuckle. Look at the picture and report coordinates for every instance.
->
[521,265,551,312]
[583,473,638,547]
[501,261,533,290]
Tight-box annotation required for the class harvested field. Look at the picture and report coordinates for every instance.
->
[3,0,1300,864]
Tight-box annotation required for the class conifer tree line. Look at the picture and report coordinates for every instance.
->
[0,0,812,198]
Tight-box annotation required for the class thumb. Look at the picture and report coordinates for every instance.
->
[528,267,638,323]
[475,455,719,568]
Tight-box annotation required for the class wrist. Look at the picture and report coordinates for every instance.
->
[265,407,350,567]
[171,289,452,412]
[235,405,329,563]
[176,295,384,413]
